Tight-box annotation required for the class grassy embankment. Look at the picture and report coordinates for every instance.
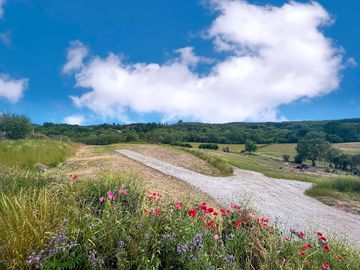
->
[187,143,360,206]
[1,169,359,269]
[0,139,75,168]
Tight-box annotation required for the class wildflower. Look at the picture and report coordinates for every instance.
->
[225,233,235,241]
[174,201,183,209]
[144,209,148,213]
[99,197,105,203]
[316,232,323,237]
[300,249,305,256]
[192,234,202,249]
[87,249,104,268]
[284,236,289,241]
[162,232,176,241]
[152,209,161,216]
[260,218,269,223]
[188,254,197,261]
[107,191,113,199]
[115,240,125,257]
[112,195,117,201]
[205,221,214,227]
[213,212,219,216]
[235,221,241,229]
[118,187,127,196]
[337,255,344,261]
[177,243,189,254]
[298,231,305,238]
[208,207,214,213]
[188,209,197,217]
[320,236,327,242]
[323,245,330,253]
[322,263,330,269]
[71,174,78,181]
[214,234,220,240]
[224,254,235,263]
[303,244,312,250]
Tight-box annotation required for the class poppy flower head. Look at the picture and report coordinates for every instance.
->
[174,201,183,209]
[99,196,105,203]
[322,263,330,269]
[188,209,197,217]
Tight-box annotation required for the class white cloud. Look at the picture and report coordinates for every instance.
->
[347,57,358,67]
[62,40,88,74]
[65,0,342,123]
[0,0,5,18]
[63,114,85,125]
[0,74,28,103]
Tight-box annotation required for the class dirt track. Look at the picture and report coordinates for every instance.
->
[117,149,360,246]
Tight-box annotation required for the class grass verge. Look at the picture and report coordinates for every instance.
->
[180,148,234,176]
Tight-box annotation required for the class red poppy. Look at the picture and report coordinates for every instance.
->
[337,255,344,261]
[235,221,241,229]
[260,218,269,223]
[72,175,78,181]
[208,207,214,213]
[303,244,312,250]
[174,201,183,209]
[323,245,330,253]
[298,231,305,238]
[188,209,197,217]
[300,249,305,256]
[322,263,330,269]
[205,221,214,227]
[316,232,323,237]
[320,236,327,242]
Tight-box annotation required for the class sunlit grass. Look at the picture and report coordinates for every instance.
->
[0,139,76,168]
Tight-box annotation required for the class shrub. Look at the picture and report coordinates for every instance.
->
[198,143,219,150]
[244,140,257,154]
[0,114,32,139]
[170,142,193,148]
[282,154,290,162]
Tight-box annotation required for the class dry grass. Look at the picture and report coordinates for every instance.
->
[51,145,218,206]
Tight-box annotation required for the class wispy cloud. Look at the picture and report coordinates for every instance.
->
[64,0,342,123]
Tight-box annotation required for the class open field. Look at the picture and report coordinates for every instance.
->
[0,139,75,168]
[1,141,360,269]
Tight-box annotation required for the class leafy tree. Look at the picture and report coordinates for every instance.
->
[0,114,32,139]
[199,143,219,150]
[244,140,257,154]
[296,132,330,166]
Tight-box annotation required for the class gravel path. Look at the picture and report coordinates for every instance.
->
[116,149,360,246]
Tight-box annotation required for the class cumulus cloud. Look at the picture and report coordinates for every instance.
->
[65,0,342,123]
[62,40,89,74]
[0,74,28,103]
[63,114,85,125]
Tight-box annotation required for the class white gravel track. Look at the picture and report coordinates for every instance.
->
[116,149,360,246]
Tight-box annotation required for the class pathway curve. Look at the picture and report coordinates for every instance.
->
[116,149,360,246]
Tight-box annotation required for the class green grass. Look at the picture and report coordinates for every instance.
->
[181,148,234,176]
[0,139,75,168]
[1,170,359,269]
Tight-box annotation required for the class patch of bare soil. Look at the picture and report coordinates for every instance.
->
[125,144,222,176]
[50,145,216,206]
[317,196,360,215]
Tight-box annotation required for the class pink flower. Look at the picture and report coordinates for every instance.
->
[337,255,344,261]
[112,195,117,201]
[298,231,305,238]
[174,201,183,209]
[322,263,330,269]
[99,197,105,203]
[118,187,127,196]
[214,234,220,240]
[107,191,113,199]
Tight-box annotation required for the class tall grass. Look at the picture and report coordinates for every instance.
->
[0,139,75,168]
[1,170,360,269]
[181,148,234,176]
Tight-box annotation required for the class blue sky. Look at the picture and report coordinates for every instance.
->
[0,0,359,125]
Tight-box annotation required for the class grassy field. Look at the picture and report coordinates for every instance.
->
[0,139,75,168]
[1,168,359,269]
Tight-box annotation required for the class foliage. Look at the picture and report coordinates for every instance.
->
[170,142,193,148]
[244,139,257,154]
[0,139,75,168]
[296,132,331,166]
[34,118,360,145]
[283,154,290,162]
[198,143,219,150]
[0,114,32,139]
[1,170,359,269]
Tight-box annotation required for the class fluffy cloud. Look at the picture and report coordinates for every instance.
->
[65,0,342,123]
[63,114,85,125]
[0,74,28,103]
[62,40,88,74]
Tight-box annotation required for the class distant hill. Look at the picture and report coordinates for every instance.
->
[35,118,360,145]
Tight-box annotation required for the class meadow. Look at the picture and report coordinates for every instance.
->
[0,139,75,168]
[1,140,360,269]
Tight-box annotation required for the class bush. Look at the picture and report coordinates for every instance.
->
[198,143,219,150]
[0,114,32,139]
[244,140,257,154]
[282,154,290,162]
[294,154,304,164]
[170,142,193,148]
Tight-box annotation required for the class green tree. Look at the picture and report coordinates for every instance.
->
[282,154,290,162]
[296,132,330,166]
[244,140,257,154]
[0,114,32,139]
